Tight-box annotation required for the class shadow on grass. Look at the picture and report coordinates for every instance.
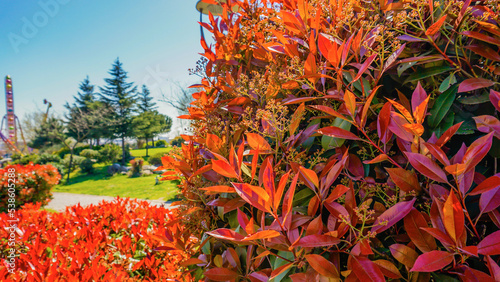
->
[61,166,111,186]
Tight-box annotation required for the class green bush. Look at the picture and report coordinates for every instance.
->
[98,144,121,164]
[155,140,167,147]
[169,136,183,147]
[61,155,85,172]
[79,149,100,160]
[79,158,94,174]
[55,144,89,158]
[35,153,61,165]
[10,154,39,165]
[148,152,166,166]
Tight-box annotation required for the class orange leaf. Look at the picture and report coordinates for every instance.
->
[232,183,271,213]
[204,267,239,281]
[200,186,236,194]
[299,166,319,189]
[425,15,447,36]
[442,191,464,243]
[389,244,418,268]
[242,230,281,241]
[344,90,357,117]
[246,133,272,151]
[404,209,437,252]
[212,159,239,179]
[305,254,340,278]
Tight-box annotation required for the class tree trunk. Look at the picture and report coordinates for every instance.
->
[96,138,100,146]
[145,137,149,157]
[121,135,126,165]
[67,148,74,184]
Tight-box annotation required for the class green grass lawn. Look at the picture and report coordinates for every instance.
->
[130,147,171,158]
[55,164,179,201]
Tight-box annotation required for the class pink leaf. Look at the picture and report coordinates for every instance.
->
[410,251,454,272]
[411,82,427,114]
[480,187,500,214]
[404,152,449,184]
[351,256,385,281]
[478,230,500,255]
[490,90,500,112]
[296,234,340,248]
[371,198,416,233]
[458,78,495,93]
[473,115,500,139]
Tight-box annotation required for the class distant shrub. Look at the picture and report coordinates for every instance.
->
[61,155,85,172]
[79,149,100,160]
[148,152,166,166]
[0,163,60,212]
[98,144,121,164]
[10,154,38,165]
[79,158,94,174]
[169,136,183,147]
[55,144,89,158]
[155,140,167,147]
[35,153,61,165]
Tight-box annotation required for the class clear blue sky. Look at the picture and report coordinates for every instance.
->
[0,0,206,136]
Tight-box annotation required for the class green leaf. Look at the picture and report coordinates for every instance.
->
[292,188,314,207]
[439,73,456,93]
[321,118,351,149]
[404,66,454,84]
[431,273,460,282]
[453,110,476,135]
[398,61,417,77]
[457,91,490,105]
[428,85,458,128]
[433,112,455,138]
[271,251,294,282]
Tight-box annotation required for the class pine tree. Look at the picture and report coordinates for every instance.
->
[99,58,137,164]
[137,85,157,113]
[74,76,95,110]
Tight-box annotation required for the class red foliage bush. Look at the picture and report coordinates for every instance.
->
[0,163,60,213]
[159,0,500,280]
[0,198,195,281]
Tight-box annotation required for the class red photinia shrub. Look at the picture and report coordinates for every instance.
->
[0,198,196,281]
[158,0,500,280]
[0,163,61,213]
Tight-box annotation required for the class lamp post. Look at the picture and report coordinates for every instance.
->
[195,1,225,39]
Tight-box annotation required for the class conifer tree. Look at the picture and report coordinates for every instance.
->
[137,85,157,113]
[99,58,137,164]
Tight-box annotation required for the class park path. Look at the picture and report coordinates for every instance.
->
[46,192,173,212]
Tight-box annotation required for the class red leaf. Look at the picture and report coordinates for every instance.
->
[275,171,291,210]
[344,90,357,117]
[363,154,389,164]
[371,198,416,233]
[480,187,500,214]
[353,54,377,82]
[458,78,495,93]
[411,81,428,115]
[410,251,454,272]
[425,15,447,36]
[351,256,384,282]
[305,254,340,278]
[283,173,299,230]
[478,231,500,255]
[325,184,350,203]
[204,267,239,281]
[377,102,393,144]
[486,255,500,281]
[388,112,414,142]
[206,228,245,242]
[262,158,275,208]
[469,176,500,195]
[309,104,349,121]
[404,209,437,253]
[462,31,500,47]
[232,183,271,213]
[386,168,421,193]
[270,263,294,280]
[464,45,500,62]
[299,166,319,190]
[436,122,463,147]
[404,152,449,184]
[317,126,362,141]
[490,90,500,112]
[296,234,340,248]
[463,132,494,172]
[247,133,272,151]
[389,244,418,268]
[421,227,455,246]
[424,142,450,166]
